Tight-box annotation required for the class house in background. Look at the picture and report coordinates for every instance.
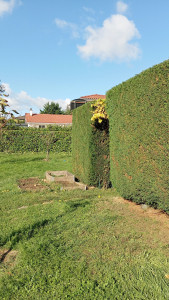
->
[70,94,106,110]
[13,115,28,127]
[15,115,25,122]
[25,109,72,128]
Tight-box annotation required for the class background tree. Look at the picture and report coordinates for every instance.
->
[40,102,63,114]
[0,82,19,133]
[64,106,72,115]
[42,131,58,161]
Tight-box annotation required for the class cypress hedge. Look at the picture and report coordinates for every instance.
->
[72,103,110,187]
[106,60,169,213]
[0,126,72,153]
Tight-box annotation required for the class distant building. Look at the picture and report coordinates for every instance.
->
[25,109,72,128]
[15,115,25,122]
[70,94,106,110]
[7,115,28,127]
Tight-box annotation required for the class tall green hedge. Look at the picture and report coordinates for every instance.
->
[0,126,72,153]
[72,103,110,187]
[106,60,169,213]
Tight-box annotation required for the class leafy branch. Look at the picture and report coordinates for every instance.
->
[0,83,19,132]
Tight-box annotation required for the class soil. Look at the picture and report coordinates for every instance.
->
[18,177,49,191]
[18,177,86,191]
[0,248,18,269]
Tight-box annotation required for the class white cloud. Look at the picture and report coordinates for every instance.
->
[55,18,79,38]
[77,14,140,62]
[2,83,70,115]
[116,1,128,14]
[0,0,21,17]
[55,18,69,29]
[83,6,95,14]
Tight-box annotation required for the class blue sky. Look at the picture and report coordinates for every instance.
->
[0,0,169,115]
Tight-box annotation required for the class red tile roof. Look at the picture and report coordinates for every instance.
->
[80,94,106,100]
[25,113,72,124]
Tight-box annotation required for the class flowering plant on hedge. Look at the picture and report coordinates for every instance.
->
[91,98,108,124]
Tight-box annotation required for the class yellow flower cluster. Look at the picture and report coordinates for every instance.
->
[91,99,108,124]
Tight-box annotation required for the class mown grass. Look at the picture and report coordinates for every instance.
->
[0,152,169,299]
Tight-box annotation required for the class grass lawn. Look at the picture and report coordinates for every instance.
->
[0,152,169,299]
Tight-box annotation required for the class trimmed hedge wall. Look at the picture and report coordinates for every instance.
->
[72,103,110,187]
[0,126,72,153]
[106,60,169,213]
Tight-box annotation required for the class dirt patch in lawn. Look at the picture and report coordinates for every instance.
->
[52,181,86,190]
[18,177,49,191]
[18,177,86,191]
[0,248,18,270]
[97,196,169,247]
[112,197,169,225]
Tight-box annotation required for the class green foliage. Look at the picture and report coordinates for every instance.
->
[0,126,72,153]
[106,59,169,213]
[72,103,110,187]
[40,101,63,114]
[0,82,19,131]
[64,107,72,115]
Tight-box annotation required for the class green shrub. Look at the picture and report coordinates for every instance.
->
[72,103,110,187]
[106,59,169,213]
[0,126,72,153]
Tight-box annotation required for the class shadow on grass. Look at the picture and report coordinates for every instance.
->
[0,217,61,252]
[0,199,92,255]
[66,200,90,212]
[0,156,44,165]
